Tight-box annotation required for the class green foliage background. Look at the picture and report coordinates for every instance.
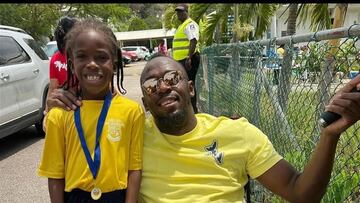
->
[0,3,165,45]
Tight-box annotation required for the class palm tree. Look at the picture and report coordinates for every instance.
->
[297,4,332,32]
[285,3,348,37]
[163,3,278,46]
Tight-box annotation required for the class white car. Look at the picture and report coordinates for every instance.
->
[121,46,150,60]
[0,25,49,138]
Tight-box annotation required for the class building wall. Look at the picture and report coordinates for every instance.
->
[272,4,360,38]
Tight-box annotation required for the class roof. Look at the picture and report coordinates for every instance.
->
[0,25,27,34]
[114,28,176,41]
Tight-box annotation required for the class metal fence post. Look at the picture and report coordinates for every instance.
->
[253,55,262,126]
[207,47,216,115]
[278,43,293,113]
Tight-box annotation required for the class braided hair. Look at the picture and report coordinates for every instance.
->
[54,16,77,54]
[63,18,126,96]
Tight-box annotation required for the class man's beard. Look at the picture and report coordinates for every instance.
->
[156,108,187,131]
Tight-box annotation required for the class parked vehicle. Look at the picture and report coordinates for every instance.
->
[121,46,149,60]
[43,41,58,59]
[122,49,138,62]
[122,54,132,65]
[0,25,49,138]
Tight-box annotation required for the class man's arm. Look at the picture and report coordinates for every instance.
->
[185,39,197,71]
[45,79,60,112]
[184,21,199,71]
[257,134,339,203]
[46,88,82,111]
[257,74,360,203]
[125,170,142,203]
[48,178,65,203]
[188,38,197,59]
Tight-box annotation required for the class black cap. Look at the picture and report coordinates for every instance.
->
[175,4,188,12]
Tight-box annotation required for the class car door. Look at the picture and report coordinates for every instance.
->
[0,36,24,125]
[14,37,49,117]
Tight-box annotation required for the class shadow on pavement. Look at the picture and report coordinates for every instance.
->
[0,125,43,161]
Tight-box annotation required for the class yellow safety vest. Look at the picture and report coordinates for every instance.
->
[172,18,200,61]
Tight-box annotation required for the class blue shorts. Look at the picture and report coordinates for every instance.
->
[64,188,126,203]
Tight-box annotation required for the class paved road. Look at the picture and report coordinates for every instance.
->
[0,61,146,202]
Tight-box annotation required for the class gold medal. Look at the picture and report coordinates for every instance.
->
[91,187,102,200]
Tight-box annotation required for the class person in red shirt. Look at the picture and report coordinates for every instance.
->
[158,39,167,56]
[45,16,77,113]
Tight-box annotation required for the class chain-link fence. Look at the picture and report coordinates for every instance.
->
[197,24,360,202]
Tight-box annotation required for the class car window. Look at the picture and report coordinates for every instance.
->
[44,43,58,57]
[23,38,49,60]
[0,36,31,66]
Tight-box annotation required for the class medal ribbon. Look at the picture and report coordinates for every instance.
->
[74,92,112,179]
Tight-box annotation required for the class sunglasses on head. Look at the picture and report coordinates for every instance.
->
[142,70,183,95]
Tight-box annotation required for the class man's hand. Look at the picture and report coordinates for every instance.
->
[322,74,360,137]
[46,88,82,112]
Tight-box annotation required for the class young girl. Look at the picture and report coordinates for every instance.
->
[38,19,144,203]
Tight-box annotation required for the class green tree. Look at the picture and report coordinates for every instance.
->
[128,17,148,31]
[0,4,134,43]
[64,4,131,23]
[297,4,332,32]
[0,4,62,44]
[129,4,165,19]
[129,4,164,29]
[144,15,163,29]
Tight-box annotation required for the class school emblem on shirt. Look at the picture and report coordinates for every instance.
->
[204,140,224,165]
[190,24,195,30]
[106,119,123,142]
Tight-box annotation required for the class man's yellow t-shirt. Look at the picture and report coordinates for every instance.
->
[139,113,282,203]
[38,94,144,193]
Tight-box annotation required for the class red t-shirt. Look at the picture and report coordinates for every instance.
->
[49,51,67,86]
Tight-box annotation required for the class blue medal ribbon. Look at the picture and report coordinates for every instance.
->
[74,92,112,179]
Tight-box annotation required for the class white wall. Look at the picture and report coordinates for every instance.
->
[271,4,360,38]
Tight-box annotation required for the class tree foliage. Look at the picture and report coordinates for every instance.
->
[297,4,331,32]
[0,4,62,44]
[163,3,278,46]
[128,17,149,31]
[63,4,131,23]
[0,3,164,44]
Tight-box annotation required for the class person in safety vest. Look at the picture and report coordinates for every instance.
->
[173,3,200,113]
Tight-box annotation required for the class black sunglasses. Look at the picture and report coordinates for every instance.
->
[142,70,183,95]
